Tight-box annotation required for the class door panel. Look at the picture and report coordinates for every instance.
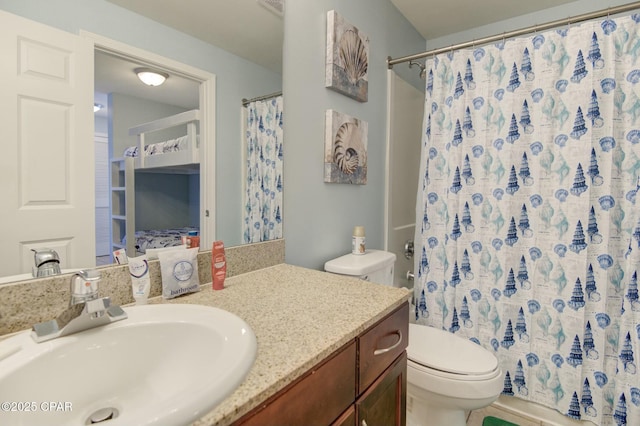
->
[19,98,71,204]
[0,10,94,276]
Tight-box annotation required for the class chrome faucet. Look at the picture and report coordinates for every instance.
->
[70,269,100,305]
[31,248,62,278]
[31,270,127,343]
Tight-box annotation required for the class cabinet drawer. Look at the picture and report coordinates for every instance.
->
[358,303,409,392]
[237,341,356,426]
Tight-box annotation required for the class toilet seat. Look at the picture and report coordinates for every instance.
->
[407,324,500,380]
[408,358,502,382]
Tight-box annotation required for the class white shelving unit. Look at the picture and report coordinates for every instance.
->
[110,156,136,257]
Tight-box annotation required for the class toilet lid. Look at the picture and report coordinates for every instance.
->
[408,324,499,376]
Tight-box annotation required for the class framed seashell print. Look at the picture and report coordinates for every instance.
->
[324,109,368,184]
[325,10,369,102]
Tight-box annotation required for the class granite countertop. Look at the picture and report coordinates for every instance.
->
[156,263,410,426]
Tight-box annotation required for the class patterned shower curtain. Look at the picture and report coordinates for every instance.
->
[414,14,640,425]
[243,95,283,243]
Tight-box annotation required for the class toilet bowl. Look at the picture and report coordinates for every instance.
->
[324,251,503,426]
[406,324,503,426]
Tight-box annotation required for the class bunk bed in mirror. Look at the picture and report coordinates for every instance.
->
[110,109,201,258]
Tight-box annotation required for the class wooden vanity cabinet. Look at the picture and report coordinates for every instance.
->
[235,302,409,426]
[355,352,407,426]
[238,341,357,426]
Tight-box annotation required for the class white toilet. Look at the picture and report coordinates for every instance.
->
[406,324,503,425]
[324,249,397,285]
[325,250,503,426]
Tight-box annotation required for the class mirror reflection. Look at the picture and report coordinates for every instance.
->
[94,51,201,266]
[0,0,283,284]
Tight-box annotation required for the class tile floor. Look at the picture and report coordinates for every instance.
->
[467,405,539,426]
[466,398,585,426]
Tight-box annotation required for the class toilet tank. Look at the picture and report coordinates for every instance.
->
[324,250,396,286]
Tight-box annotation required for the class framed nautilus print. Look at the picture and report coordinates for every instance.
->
[325,10,369,102]
[324,109,368,184]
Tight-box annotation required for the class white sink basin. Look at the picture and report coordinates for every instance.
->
[0,304,257,426]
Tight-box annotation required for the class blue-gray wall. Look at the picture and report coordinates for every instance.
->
[110,93,188,158]
[109,93,198,231]
[4,0,635,269]
[283,0,426,270]
[135,173,198,230]
[0,0,282,247]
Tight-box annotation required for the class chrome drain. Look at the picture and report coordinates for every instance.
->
[86,407,119,424]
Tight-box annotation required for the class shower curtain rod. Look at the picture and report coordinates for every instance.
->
[387,1,640,68]
[242,91,283,106]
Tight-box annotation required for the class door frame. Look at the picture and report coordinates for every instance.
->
[80,31,216,250]
[383,69,394,252]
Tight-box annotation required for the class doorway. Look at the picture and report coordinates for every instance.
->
[83,32,216,264]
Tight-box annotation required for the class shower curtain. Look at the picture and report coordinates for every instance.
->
[414,14,640,425]
[243,95,284,243]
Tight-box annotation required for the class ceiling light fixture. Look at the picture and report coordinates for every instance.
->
[135,67,169,86]
[94,103,104,113]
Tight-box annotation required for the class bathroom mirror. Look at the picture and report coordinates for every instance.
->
[0,0,283,283]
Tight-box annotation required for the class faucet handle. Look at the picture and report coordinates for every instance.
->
[31,248,62,277]
[85,297,109,314]
[70,270,100,306]
[85,297,111,319]
[31,248,60,267]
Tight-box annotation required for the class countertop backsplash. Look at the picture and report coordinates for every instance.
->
[0,239,285,336]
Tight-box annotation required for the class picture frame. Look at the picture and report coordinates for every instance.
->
[324,109,368,184]
[325,10,369,102]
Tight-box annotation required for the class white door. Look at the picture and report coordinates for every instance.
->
[385,70,424,288]
[0,10,95,276]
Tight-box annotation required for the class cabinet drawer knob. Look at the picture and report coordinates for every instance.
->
[373,330,403,356]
